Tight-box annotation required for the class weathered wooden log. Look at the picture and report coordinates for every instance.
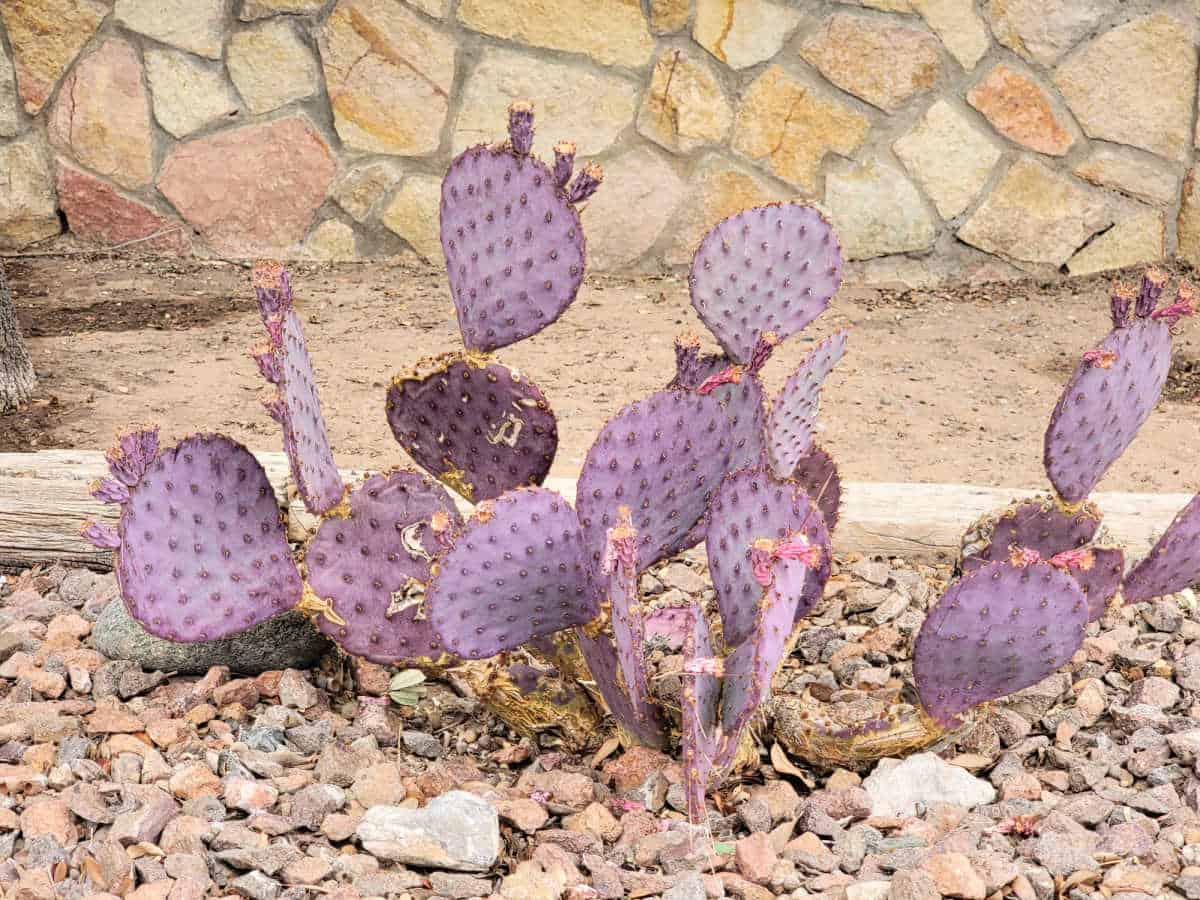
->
[0,450,1192,572]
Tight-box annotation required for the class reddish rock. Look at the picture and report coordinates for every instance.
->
[922,852,988,900]
[20,798,77,845]
[603,746,675,794]
[967,65,1074,156]
[224,777,279,814]
[57,163,187,253]
[169,763,221,800]
[495,798,549,833]
[87,698,145,734]
[157,116,336,257]
[735,831,778,885]
[353,659,391,696]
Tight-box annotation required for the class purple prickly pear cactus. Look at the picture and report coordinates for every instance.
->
[575,627,665,747]
[961,496,1101,571]
[440,101,596,353]
[705,467,830,646]
[386,352,558,502]
[97,432,303,642]
[304,470,462,665]
[689,203,842,364]
[577,389,734,573]
[1123,493,1200,602]
[252,262,344,515]
[766,331,848,478]
[602,508,655,722]
[426,487,599,659]
[679,604,720,824]
[789,443,842,532]
[1044,273,1191,504]
[913,558,1087,724]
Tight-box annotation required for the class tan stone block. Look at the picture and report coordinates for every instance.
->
[1178,168,1200,267]
[649,0,690,34]
[910,0,989,70]
[1073,146,1180,207]
[115,0,226,59]
[305,220,359,261]
[988,0,1117,67]
[693,0,801,69]
[968,64,1074,157]
[1066,206,1164,277]
[581,147,684,269]
[825,160,937,260]
[144,50,240,139]
[637,50,731,154]
[0,0,106,114]
[228,19,321,115]
[381,176,443,264]
[893,100,1000,219]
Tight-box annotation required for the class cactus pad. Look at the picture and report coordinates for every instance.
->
[766,331,848,478]
[913,560,1087,723]
[1072,546,1125,620]
[789,443,841,532]
[689,203,842,364]
[1123,494,1200,602]
[960,496,1101,571]
[440,104,591,352]
[680,605,720,823]
[253,262,343,515]
[114,434,302,642]
[427,487,599,659]
[575,629,665,747]
[602,511,654,722]
[386,352,558,502]
[304,470,462,664]
[577,390,734,572]
[705,467,830,647]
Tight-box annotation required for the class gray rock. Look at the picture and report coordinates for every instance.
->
[427,872,494,898]
[662,871,707,900]
[401,730,443,759]
[231,871,281,900]
[94,601,331,676]
[356,791,500,872]
[863,753,996,817]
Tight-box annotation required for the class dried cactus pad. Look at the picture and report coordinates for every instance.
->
[706,467,830,647]
[961,496,1101,572]
[386,352,557,502]
[767,331,848,478]
[680,605,720,822]
[116,434,302,642]
[305,470,462,664]
[252,262,343,515]
[427,487,599,659]
[689,203,842,364]
[440,108,588,352]
[1044,316,1172,504]
[1123,494,1200,602]
[913,560,1087,723]
[577,390,734,573]
[789,443,841,533]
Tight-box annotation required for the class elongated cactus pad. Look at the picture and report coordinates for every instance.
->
[706,467,830,647]
[575,629,665,747]
[1123,494,1200,602]
[913,560,1087,724]
[766,331,848,478]
[440,102,593,352]
[387,352,557,502]
[305,470,462,664]
[427,487,599,659]
[252,262,343,515]
[680,605,720,824]
[689,203,842,364]
[577,390,734,572]
[603,510,654,722]
[789,443,841,532]
[1044,276,1180,504]
[111,433,302,642]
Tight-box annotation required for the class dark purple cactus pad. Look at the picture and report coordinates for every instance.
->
[913,560,1087,723]
[305,470,462,664]
[427,487,599,659]
[1073,546,1124,621]
[766,331,848,478]
[115,434,302,642]
[789,443,841,533]
[689,203,842,364]
[575,629,665,747]
[705,467,830,647]
[680,604,720,824]
[577,390,734,573]
[440,106,589,353]
[253,262,343,515]
[1044,315,1172,504]
[962,497,1101,572]
[387,352,558,503]
[1124,494,1200,602]
[669,334,729,393]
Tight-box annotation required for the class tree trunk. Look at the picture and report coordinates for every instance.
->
[0,262,35,414]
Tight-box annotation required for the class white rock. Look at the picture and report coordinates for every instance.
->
[356,791,500,871]
[863,753,996,817]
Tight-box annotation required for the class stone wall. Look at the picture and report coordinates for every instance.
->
[0,0,1196,284]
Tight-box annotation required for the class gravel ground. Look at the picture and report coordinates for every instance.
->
[1,552,1198,900]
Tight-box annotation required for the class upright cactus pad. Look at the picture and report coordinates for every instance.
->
[575,629,665,747]
[304,470,462,665]
[252,262,343,515]
[426,487,599,659]
[689,203,842,364]
[1044,274,1186,504]
[790,443,842,532]
[766,331,848,478]
[913,559,1087,724]
[577,390,734,572]
[705,467,830,646]
[1123,494,1200,602]
[680,605,720,824]
[602,510,655,722]
[440,102,597,353]
[386,352,558,502]
[105,433,302,643]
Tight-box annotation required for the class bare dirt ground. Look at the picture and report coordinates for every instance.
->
[3,254,1198,495]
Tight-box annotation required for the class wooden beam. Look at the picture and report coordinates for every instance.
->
[0,450,1191,572]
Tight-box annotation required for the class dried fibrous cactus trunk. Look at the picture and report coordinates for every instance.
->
[0,262,35,414]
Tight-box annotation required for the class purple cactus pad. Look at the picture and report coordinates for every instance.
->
[576,390,734,573]
[1123,494,1200,602]
[680,604,720,824]
[575,629,665,747]
[115,434,302,642]
[387,352,558,502]
[689,203,842,364]
[913,560,1087,723]
[961,496,1101,572]
[789,443,841,533]
[427,487,599,659]
[105,426,160,487]
[1071,546,1124,621]
[767,331,848,478]
[603,512,655,722]
[305,470,462,664]
[253,262,344,515]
